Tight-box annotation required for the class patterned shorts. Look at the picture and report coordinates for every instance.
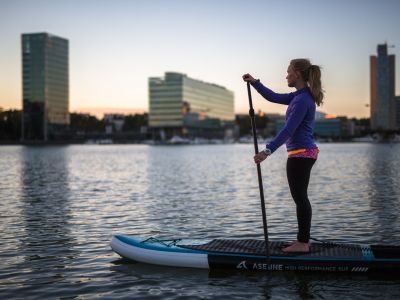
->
[288,148,319,159]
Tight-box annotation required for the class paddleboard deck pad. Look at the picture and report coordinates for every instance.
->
[111,235,400,273]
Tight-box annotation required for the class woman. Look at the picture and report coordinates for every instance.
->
[242,58,324,253]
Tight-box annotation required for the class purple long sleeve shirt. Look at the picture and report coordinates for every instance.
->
[252,80,317,154]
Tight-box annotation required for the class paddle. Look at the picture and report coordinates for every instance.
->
[247,82,270,258]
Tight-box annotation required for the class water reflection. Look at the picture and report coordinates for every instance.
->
[18,146,78,277]
[367,144,400,242]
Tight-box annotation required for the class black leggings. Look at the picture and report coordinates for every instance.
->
[286,158,316,243]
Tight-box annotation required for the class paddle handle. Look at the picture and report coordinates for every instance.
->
[247,82,270,258]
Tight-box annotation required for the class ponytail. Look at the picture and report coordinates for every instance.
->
[308,65,324,106]
[290,58,324,106]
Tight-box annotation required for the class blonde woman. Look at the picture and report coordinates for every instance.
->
[243,59,324,253]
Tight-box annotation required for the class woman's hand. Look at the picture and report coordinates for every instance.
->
[254,152,268,164]
[242,73,256,83]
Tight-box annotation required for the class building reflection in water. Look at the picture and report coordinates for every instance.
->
[19,146,78,273]
[366,144,400,242]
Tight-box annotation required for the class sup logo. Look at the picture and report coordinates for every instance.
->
[236,261,248,269]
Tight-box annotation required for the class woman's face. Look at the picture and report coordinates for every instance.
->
[286,64,298,87]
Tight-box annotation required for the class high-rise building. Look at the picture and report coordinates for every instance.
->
[370,43,396,130]
[149,72,234,138]
[396,96,400,129]
[22,32,69,141]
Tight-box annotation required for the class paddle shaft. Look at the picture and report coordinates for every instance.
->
[247,82,270,258]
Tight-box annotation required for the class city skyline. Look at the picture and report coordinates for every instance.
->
[1,0,400,118]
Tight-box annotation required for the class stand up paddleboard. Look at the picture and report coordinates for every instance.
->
[111,235,400,273]
[110,82,400,273]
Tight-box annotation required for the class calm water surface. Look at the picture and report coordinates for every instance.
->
[0,143,399,299]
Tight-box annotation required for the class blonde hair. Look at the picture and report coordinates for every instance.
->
[290,58,324,106]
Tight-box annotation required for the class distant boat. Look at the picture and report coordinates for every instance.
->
[192,137,209,145]
[390,135,400,143]
[84,138,113,145]
[168,136,191,145]
[352,136,375,142]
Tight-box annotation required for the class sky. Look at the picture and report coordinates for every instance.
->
[1,0,400,118]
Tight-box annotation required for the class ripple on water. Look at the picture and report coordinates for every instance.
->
[0,144,399,299]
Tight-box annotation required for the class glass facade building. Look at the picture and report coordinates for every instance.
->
[149,72,234,138]
[396,96,400,129]
[22,32,69,141]
[370,44,396,130]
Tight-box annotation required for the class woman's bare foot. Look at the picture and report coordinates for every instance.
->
[282,241,310,253]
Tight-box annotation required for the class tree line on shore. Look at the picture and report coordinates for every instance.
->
[0,110,148,141]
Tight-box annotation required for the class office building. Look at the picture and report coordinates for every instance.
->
[149,72,234,138]
[396,96,400,129]
[370,43,396,131]
[315,111,327,120]
[22,32,69,141]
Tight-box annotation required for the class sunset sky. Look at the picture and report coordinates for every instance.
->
[1,0,399,118]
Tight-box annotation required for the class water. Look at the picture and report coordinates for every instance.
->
[0,143,399,299]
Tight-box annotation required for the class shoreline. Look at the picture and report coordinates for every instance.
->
[1,140,399,146]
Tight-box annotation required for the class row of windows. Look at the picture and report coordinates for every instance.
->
[48,100,68,107]
[150,111,233,121]
[150,116,181,122]
[22,58,67,69]
[185,90,233,103]
[23,97,45,103]
[150,102,181,109]
[46,65,68,72]
[150,85,232,99]
[22,65,68,78]
[46,96,68,104]
[150,101,233,115]
[150,86,232,95]
[23,79,67,87]
[23,95,68,104]
[150,84,182,89]
[187,103,233,117]
[48,107,69,114]
[149,113,182,119]
[149,91,181,98]
[184,99,233,114]
[150,102,182,109]
[150,94,233,110]
[46,80,69,88]
[149,110,180,116]
[45,58,69,67]
[186,98,230,107]
[149,108,234,121]
[46,86,69,93]
[183,78,230,92]
[23,89,68,98]
[183,86,233,99]
[150,94,181,100]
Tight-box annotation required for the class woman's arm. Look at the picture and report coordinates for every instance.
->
[251,80,294,105]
